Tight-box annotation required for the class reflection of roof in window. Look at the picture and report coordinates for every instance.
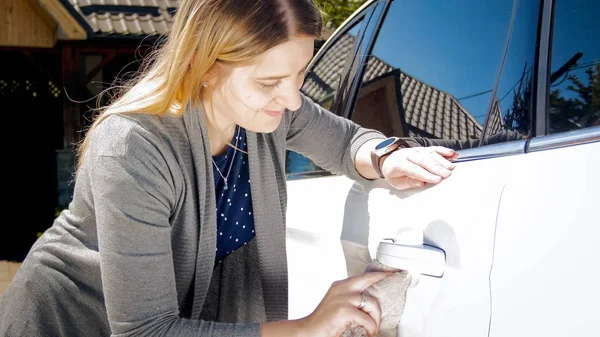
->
[302,34,357,104]
[303,33,507,140]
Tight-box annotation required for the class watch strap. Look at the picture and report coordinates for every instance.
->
[371,137,410,179]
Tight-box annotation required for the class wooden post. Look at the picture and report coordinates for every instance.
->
[61,45,80,149]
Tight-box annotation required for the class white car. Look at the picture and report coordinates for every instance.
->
[285,0,600,336]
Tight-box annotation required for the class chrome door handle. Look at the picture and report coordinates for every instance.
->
[376,239,446,277]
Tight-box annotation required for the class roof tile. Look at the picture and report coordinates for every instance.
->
[62,0,179,37]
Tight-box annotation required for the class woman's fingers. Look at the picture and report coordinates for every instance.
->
[406,151,453,178]
[387,157,443,183]
[344,271,393,292]
[356,293,382,335]
[428,146,456,158]
[351,305,379,337]
[428,151,456,171]
[387,176,425,190]
[382,147,458,188]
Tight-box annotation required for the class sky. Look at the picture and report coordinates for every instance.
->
[550,0,600,99]
[364,0,599,125]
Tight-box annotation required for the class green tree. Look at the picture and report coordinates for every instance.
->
[549,63,600,133]
[503,67,533,136]
[313,0,368,29]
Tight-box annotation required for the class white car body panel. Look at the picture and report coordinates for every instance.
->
[287,150,515,336]
[286,138,599,336]
[489,141,600,336]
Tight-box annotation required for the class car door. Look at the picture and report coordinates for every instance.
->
[286,0,542,336]
[488,0,600,335]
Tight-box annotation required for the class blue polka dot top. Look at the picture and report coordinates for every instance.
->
[212,126,255,263]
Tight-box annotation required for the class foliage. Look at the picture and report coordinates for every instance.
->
[503,66,533,136]
[503,62,600,134]
[549,63,600,133]
[313,0,368,29]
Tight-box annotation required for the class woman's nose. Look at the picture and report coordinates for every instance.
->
[276,85,303,111]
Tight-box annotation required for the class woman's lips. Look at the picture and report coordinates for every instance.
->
[262,109,285,117]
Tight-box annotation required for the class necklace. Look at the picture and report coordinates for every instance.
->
[212,125,241,191]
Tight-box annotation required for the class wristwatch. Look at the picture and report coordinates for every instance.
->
[370,137,411,179]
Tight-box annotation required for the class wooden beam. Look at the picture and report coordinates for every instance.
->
[1,0,56,47]
[84,53,116,85]
[36,0,87,40]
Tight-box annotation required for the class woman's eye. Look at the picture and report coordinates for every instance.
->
[260,82,279,91]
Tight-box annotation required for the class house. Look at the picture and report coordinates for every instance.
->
[0,0,179,261]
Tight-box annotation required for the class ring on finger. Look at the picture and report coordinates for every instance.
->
[358,292,369,310]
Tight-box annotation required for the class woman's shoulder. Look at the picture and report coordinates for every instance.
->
[87,112,186,158]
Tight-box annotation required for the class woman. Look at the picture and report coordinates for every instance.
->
[0,0,456,336]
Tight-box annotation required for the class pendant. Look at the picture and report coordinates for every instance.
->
[224,183,228,191]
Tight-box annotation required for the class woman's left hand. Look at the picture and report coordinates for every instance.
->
[380,146,459,190]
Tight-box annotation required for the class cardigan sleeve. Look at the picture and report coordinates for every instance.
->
[284,93,385,181]
[85,116,260,337]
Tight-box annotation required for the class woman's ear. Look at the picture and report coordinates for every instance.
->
[202,62,225,87]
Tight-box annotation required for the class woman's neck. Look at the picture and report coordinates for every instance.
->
[203,99,236,156]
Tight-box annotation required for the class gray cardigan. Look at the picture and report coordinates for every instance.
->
[0,94,383,337]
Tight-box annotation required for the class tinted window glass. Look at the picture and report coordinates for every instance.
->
[286,19,364,179]
[301,22,363,111]
[548,0,600,134]
[483,0,539,141]
[351,0,536,149]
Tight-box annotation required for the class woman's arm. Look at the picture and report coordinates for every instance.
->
[285,93,385,181]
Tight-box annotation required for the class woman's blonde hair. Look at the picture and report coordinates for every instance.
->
[76,0,322,174]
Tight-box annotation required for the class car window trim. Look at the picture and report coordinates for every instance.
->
[454,125,600,162]
[310,13,368,67]
[341,0,391,120]
[453,140,528,162]
[329,3,381,116]
[306,4,377,118]
[527,125,600,152]
[534,0,554,136]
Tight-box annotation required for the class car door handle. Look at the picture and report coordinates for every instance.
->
[376,239,446,277]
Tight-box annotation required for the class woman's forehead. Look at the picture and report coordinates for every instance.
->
[251,36,315,76]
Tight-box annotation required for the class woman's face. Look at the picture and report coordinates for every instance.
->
[206,35,315,133]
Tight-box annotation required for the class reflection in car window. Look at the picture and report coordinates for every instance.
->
[482,0,540,142]
[351,0,536,149]
[301,21,363,111]
[548,0,600,134]
[286,19,364,179]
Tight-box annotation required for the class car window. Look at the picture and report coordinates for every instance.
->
[481,0,540,142]
[548,0,600,134]
[350,0,537,149]
[286,17,365,179]
[301,20,364,111]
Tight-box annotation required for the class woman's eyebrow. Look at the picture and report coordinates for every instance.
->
[255,74,287,81]
[255,62,311,81]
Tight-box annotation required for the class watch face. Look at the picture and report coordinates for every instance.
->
[375,138,395,150]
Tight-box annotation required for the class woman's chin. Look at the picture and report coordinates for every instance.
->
[246,116,283,134]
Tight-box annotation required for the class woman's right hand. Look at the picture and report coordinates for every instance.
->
[299,271,393,337]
